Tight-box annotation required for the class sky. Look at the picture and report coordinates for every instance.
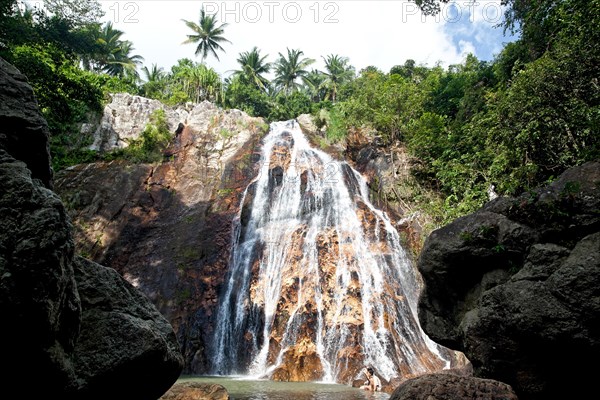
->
[95,0,517,79]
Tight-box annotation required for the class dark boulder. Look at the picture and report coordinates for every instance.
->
[0,57,53,188]
[0,57,184,399]
[417,161,600,399]
[0,149,80,395]
[390,373,518,400]
[68,256,184,400]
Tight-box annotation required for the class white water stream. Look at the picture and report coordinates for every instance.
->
[212,120,448,383]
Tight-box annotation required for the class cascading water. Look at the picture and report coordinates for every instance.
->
[212,120,450,383]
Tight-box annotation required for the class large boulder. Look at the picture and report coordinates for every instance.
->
[160,381,229,400]
[0,57,184,399]
[0,57,52,187]
[69,256,184,399]
[390,373,518,400]
[0,148,80,395]
[417,161,600,399]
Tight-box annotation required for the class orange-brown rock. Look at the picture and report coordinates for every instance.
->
[271,339,324,382]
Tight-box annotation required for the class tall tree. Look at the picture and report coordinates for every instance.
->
[44,0,104,27]
[141,63,166,98]
[322,54,354,102]
[181,7,231,62]
[273,48,314,95]
[303,69,327,102]
[89,22,144,78]
[232,46,271,91]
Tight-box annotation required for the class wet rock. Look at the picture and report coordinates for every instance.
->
[418,161,600,399]
[271,339,324,382]
[389,373,518,400]
[160,381,229,400]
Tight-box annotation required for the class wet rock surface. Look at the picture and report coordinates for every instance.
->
[417,161,600,399]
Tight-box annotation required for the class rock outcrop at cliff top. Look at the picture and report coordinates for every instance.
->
[0,56,184,399]
[417,160,600,400]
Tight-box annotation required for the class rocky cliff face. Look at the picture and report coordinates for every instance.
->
[56,94,268,374]
[417,160,600,399]
[0,57,183,399]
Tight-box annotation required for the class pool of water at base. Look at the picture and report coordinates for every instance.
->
[176,375,391,400]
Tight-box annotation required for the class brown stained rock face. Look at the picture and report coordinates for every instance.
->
[239,125,463,386]
[271,339,324,382]
[55,101,268,375]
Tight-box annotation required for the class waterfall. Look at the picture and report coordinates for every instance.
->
[212,120,449,383]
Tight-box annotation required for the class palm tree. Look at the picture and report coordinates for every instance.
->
[89,22,144,78]
[273,48,314,95]
[142,64,165,82]
[108,40,144,79]
[141,63,166,98]
[322,54,354,103]
[303,69,327,102]
[181,7,231,62]
[232,47,271,91]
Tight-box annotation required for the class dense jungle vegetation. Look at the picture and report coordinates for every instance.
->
[1,0,598,226]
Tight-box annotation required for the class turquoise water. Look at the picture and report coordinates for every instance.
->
[177,376,391,400]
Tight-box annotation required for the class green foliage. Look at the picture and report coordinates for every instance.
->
[324,108,347,142]
[268,91,312,121]
[5,43,107,171]
[117,109,172,163]
[273,48,315,95]
[223,75,273,118]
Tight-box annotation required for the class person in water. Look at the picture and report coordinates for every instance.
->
[360,366,382,392]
